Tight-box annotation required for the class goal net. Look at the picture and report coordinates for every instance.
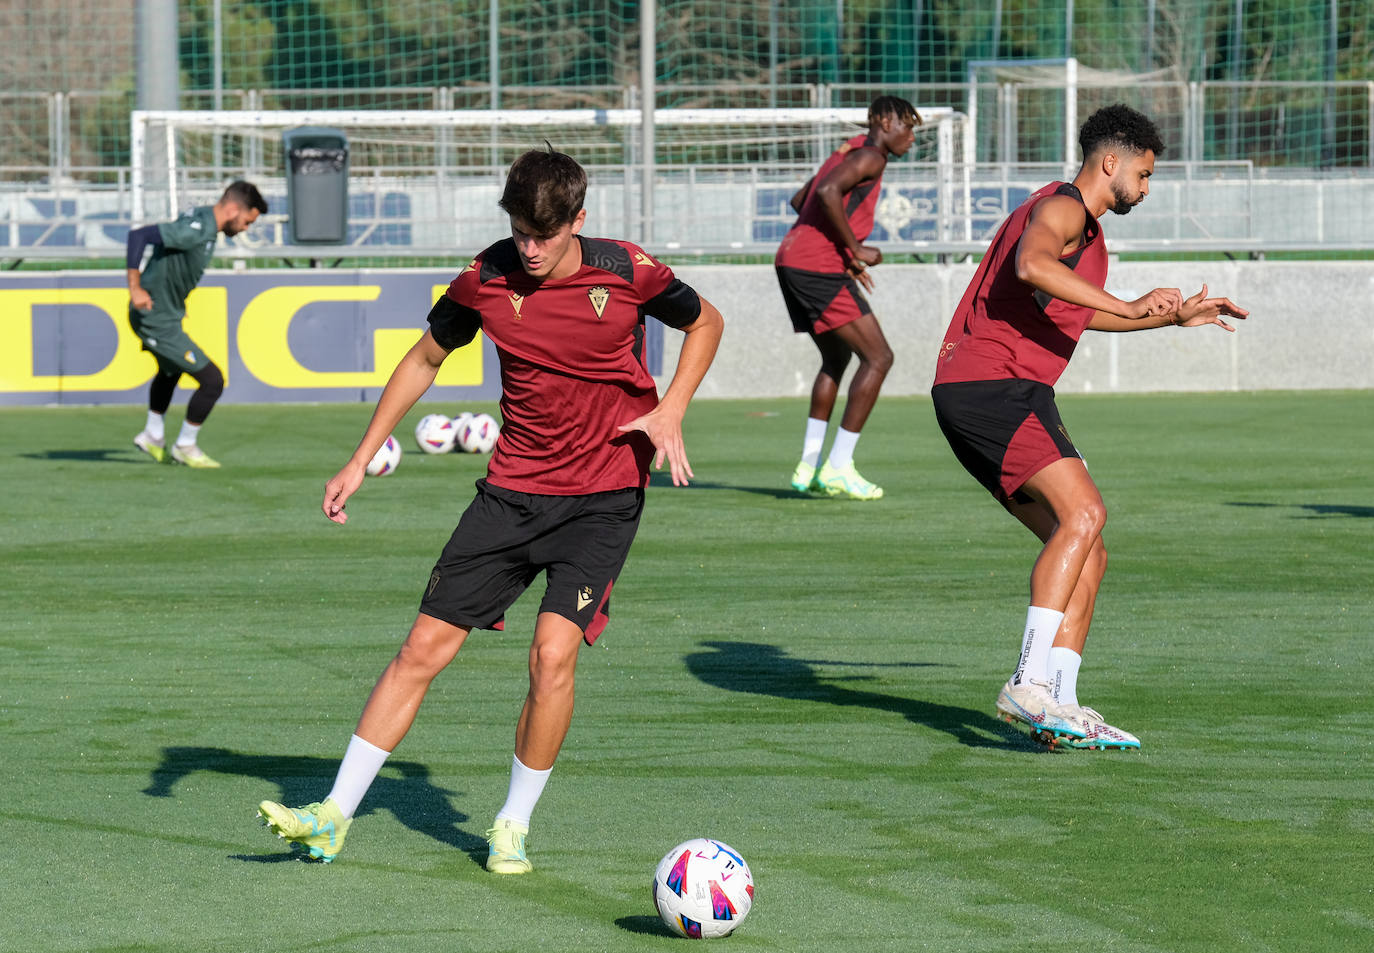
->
[131,107,971,253]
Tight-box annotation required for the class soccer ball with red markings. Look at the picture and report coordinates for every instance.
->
[652,838,754,939]
[365,434,402,476]
[450,411,474,450]
[457,412,500,454]
[414,413,456,454]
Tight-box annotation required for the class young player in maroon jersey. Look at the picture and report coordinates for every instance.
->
[257,148,723,871]
[931,105,1247,750]
[775,96,921,500]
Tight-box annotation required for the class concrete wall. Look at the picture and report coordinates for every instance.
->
[665,261,1374,396]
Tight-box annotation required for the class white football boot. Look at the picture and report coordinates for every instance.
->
[996,677,1087,746]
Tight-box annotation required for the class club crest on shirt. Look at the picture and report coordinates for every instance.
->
[587,286,609,319]
[508,292,525,320]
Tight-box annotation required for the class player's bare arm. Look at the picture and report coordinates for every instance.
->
[322,330,450,524]
[1172,283,1249,330]
[616,297,724,487]
[1017,195,1181,318]
[814,149,888,272]
[1088,284,1249,332]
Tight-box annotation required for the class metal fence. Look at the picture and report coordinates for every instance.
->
[3,79,1373,262]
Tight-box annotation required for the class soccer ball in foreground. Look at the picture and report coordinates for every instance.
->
[458,412,500,454]
[414,413,456,454]
[652,838,754,939]
[366,435,402,476]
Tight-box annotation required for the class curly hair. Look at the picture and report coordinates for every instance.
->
[1078,104,1165,158]
[868,95,921,129]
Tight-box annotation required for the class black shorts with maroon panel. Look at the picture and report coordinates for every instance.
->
[419,479,644,644]
[930,379,1081,506]
[775,265,871,334]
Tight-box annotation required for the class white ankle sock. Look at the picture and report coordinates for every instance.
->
[145,411,165,442]
[826,427,861,469]
[1048,647,1082,706]
[801,418,827,468]
[1012,606,1064,686]
[176,420,201,447]
[326,734,391,819]
[495,755,552,827]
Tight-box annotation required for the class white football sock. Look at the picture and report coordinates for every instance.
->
[1011,606,1064,686]
[145,411,165,442]
[495,754,553,827]
[175,420,201,447]
[1048,647,1082,706]
[801,418,827,468]
[326,734,392,819]
[826,427,861,469]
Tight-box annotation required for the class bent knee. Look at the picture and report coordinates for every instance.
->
[1063,499,1107,540]
[858,344,893,376]
[528,641,579,691]
[396,620,464,673]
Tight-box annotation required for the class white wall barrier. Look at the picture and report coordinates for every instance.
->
[2,261,1370,407]
[668,260,1374,396]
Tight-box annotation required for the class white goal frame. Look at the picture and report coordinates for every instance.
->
[130,107,972,250]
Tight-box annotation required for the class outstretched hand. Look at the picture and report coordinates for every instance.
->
[1173,284,1249,331]
[322,462,366,524]
[1128,287,1183,320]
[617,406,693,486]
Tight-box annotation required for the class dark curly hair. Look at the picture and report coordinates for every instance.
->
[1078,104,1165,158]
[868,95,921,128]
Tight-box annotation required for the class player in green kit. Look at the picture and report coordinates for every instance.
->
[127,181,267,468]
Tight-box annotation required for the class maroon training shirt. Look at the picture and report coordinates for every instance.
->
[934,182,1109,387]
[775,134,886,274]
[430,236,702,495]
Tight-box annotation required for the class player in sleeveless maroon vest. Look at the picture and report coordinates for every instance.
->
[257,148,724,871]
[932,105,1248,750]
[775,96,921,500]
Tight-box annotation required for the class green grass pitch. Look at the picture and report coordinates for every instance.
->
[1,392,1370,953]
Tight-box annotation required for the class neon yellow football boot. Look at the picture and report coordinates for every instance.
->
[133,430,167,463]
[816,461,884,500]
[257,798,351,863]
[171,443,221,469]
[789,461,822,494]
[485,818,532,874]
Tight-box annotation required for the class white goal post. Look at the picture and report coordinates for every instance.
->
[130,107,973,252]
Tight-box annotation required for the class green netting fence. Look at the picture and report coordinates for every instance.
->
[3,1,1373,173]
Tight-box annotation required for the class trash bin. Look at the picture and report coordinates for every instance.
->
[283,127,348,244]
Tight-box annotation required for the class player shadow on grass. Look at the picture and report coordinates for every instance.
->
[685,641,1034,751]
[143,746,489,862]
[1228,501,1374,519]
[646,474,801,500]
[21,448,149,465]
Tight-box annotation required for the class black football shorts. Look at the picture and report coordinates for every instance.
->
[419,479,644,644]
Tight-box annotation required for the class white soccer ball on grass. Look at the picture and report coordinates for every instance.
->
[457,412,500,454]
[365,435,402,476]
[652,838,755,939]
[414,413,456,454]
